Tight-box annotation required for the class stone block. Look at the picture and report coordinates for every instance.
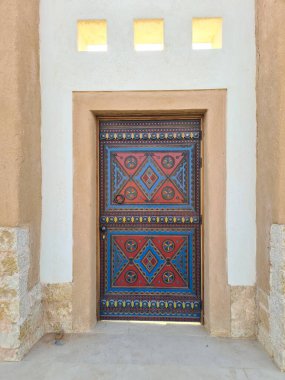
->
[0,284,17,300]
[269,295,285,347]
[17,230,30,273]
[0,330,20,349]
[19,303,43,344]
[0,229,17,252]
[270,269,285,295]
[0,347,20,362]
[231,286,256,338]
[0,253,18,277]
[0,226,44,361]
[267,225,285,370]
[281,226,285,249]
[257,287,269,310]
[0,274,18,290]
[270,224,282,248]
[273,348,285,371]
[42,283,72,303]
[258,303,270,331]
[0,300,19,325]
[258,324,273,357]
[42,283,73,333]
[44,303,72,333]
[15,228,29,254]
[20,283,41,323]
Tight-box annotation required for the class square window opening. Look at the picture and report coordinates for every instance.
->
[134,19,164,51]
[77,20,107,52]
[192,18,222,50]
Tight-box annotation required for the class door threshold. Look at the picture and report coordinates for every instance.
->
[100,320,202,326]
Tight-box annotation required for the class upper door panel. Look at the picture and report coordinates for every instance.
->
[106,147,194,210]
[99,118,201,216]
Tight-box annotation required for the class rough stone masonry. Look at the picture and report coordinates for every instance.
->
[0,227,43,361]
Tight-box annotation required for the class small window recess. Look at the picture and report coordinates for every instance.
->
[192,18,223,50]
[77,20,107,52]
[134,19,164,51]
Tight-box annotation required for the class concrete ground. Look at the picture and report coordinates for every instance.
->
[0,321,283,380]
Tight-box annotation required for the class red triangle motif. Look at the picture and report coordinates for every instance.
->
[152,179,185,204]
[151,236,186,259]
[114,235,148,259]
[151,264,187,288]
[114,264,148,287]
[152,152,184,176]
[119,180,147,204]
[115,152,147,176]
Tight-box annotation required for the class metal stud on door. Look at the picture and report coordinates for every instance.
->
[99,119,202,321]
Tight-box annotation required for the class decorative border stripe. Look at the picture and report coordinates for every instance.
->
[101,299,201,310]
[100,131,201,141]
[101,216,201,224]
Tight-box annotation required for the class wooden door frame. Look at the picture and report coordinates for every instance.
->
[72,90,230,336]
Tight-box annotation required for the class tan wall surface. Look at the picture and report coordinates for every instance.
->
[0,1,21,225]
[0,0,41,288]
[256,0,285,294]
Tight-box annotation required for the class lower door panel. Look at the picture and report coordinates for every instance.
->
[100,229,201,321]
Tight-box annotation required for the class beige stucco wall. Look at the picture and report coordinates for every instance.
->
[256,0,285,353]
[256,0,285,294]
[0,0,41,288]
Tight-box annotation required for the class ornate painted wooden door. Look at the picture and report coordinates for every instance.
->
[99,118,202,321]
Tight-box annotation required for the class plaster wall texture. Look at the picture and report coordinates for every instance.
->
[0,0,41,288]
[256,0,285,297]
[40,0,256,285]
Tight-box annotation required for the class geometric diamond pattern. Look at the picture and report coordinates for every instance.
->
[134,156,165,200]
[142,167,158,190]
[110,233,190,290]
[110,149,192,206]
[142,251,158,272]
[134,239,165,283]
